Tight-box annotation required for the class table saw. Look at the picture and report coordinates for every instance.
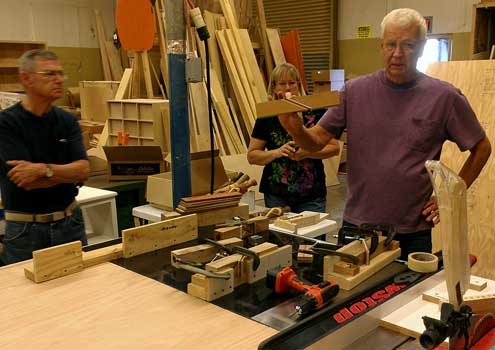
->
[99,230,443,350]
[1,224,493,350]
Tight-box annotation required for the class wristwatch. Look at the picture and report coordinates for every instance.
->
[45,164,54,178]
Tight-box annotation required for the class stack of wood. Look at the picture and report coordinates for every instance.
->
[176,192,242,214]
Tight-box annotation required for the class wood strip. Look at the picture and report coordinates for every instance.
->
[256,0,274,77]
[122,214,198,258]
[266,28,286,66]
[105,40,124,80]
[227,97,248,149]
[219,0,262,104]
[239,29,268,102]
[114,68,133,100]
[204,11,224,84]
[140,51,154,98]
[189,82,213,152]
[224,29,257,116]
[210,68,244,153]
[82,243,124,268]
[154,0,169,97]
[216,30,255,133]
[94,10,112,81]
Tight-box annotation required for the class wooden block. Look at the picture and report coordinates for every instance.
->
[122,214,198,258]
[214,226,242,240]
[82,243,123,268]
[324,247,401,290]
[187,268,234,301]
[206,255,246,287]
[25,241,84,283]
[161,211,182,221]
[297,245,313,264]
[244,216,269,235]
[470,276,488,291]
[273,212,321,231]
[333,261,360,276]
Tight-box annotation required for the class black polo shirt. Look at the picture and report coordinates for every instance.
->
[0,103,87,213]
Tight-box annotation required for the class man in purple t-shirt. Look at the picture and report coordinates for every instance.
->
[279,8,491,259]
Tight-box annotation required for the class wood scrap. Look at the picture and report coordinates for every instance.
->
[176,192,242,214]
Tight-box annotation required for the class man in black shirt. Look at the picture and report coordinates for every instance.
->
[0,49,89,264]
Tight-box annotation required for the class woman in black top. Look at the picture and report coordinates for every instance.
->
[247,63,340,213]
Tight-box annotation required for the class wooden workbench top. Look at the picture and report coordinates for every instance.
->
[0,261,276,350]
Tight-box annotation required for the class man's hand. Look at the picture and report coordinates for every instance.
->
[289,147,308,161]
[7,160,45,189]
[275,141,298,158]
[422,196,440,226]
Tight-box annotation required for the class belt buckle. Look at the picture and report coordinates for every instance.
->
[42,213,54,222]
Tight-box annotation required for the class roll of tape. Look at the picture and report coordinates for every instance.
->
[408,252,439,273]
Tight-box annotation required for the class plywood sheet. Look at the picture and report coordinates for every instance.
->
[426,61,495,279]
[0,261,276,350]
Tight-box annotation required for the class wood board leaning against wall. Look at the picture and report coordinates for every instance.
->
[427,60,495,279]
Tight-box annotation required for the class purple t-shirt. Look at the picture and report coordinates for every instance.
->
[319,70,485,233]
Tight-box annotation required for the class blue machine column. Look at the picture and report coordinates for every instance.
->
[165,0,191,207]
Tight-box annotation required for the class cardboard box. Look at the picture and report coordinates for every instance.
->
[147,150,229,209]
[103,145,165,180]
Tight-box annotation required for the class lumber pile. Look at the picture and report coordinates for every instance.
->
[175,192,242,214]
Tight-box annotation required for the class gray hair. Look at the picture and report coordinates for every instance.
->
[381,8,427,40]
[268,63,303,97]
[18,49,59,73]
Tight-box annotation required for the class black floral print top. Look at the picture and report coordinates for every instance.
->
[251,109,327,201]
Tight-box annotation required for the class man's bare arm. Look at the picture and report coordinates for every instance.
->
[277,113,334,152]
[7,159,90,189]
[458,136,491,189]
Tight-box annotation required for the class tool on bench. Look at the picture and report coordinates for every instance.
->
[270,230,359,263]
[204,238,261,271]
[337,223,397,255]
[267,266,339,318]
[174,261,232,280]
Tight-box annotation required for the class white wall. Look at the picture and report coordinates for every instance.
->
[338,0,478,40]
[0,0,115,47]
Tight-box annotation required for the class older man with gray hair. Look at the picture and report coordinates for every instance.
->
[279,8,491,259]
[0,49,89,265]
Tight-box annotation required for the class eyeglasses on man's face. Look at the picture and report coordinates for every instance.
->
[382,40,419,54]
[33,70,68,80]
[276,81,298,88]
